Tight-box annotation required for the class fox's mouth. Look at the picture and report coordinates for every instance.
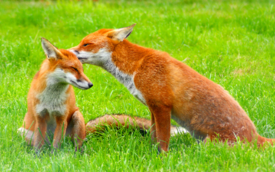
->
[77,57,88,60]
[70,80,90,90]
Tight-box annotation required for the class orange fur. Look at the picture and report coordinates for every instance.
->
[70,24,274,152]
[86,114,151,134]
[20,38,92,151]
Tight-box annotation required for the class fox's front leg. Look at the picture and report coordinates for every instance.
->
[150,106,171,152]
[69,110,86,151]
[34,116,47,150]
[150,112,157,144]
[53,116,67,149]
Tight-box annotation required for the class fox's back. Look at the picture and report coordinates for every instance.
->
[165,58,256,139]
[112,40,255,135]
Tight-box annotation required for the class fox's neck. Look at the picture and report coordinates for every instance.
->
[44,81,69,96]
[36,76,70,117]
[102,40,149,75]
[100,40,148,104]
[36,68,70,98]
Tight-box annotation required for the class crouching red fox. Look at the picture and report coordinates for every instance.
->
[69,24,275,152]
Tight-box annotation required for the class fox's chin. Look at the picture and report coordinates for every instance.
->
[73,85,90,90]
[69,81,91,90]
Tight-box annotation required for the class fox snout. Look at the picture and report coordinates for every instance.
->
[68,49,86,62]
[62,69,93,90]
[68,48,79,54]
[88,82,93,88]
[77,74,93,89]
[72,50,79,55]
[72,53,92,65]
[70,79,93,90]
[82,75,93,88]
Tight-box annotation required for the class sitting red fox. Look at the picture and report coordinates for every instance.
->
[69,24,275,152]
[18,38,93,151]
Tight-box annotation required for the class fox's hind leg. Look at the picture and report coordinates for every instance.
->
[68,110,86,151]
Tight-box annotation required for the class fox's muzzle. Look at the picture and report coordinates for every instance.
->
[88,82,93,88]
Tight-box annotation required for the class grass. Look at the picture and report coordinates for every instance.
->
[0,0,275,171]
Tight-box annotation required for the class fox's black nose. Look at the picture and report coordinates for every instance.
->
[74,50,79,54]
[88,83,93,88]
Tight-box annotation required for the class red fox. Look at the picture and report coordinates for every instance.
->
[69,24,275,152]
[18,38,93,151]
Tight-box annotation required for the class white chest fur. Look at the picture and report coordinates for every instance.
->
[102,58,147,105]
[36,83,69,117]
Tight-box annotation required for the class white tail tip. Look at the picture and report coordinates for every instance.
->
[171,127,189,136]
[17,127,28,135]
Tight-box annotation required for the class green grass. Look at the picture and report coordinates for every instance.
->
[1,0,275,171]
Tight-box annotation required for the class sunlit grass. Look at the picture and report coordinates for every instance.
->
[0,0,275,171]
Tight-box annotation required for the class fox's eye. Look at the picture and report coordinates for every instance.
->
[83,43,89,47]
[72,67,79,73]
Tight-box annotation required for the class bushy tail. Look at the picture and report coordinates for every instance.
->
[86,114,188,136]
[17,127,34,145]
[257,134,275,146]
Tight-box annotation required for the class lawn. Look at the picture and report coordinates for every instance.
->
[0,0,275,171]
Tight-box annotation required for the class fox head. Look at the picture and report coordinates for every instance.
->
[41,38,93,90]
[69,24,136,65]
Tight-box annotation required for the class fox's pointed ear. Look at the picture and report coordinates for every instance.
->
[107,24,136,41]
[41,38,62,60]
